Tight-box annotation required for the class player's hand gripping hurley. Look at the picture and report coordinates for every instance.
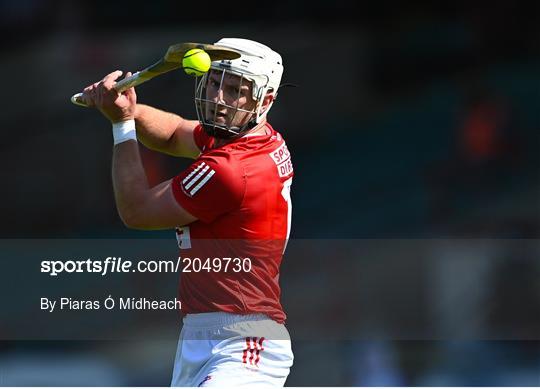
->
[71,42,241,107]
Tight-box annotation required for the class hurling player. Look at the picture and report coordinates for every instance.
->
[83,38,294,387]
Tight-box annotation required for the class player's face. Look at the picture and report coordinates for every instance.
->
[204,70,257,129]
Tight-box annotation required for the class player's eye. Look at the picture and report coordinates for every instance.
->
[222,85,239,97]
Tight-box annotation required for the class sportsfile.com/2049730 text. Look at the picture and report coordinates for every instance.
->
[40,257,252,276]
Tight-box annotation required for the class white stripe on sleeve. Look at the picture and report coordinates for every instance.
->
[182,162,206,185]
[189,170,216,196]
[184,165,210,190]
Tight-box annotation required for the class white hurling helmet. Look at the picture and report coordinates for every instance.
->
[194,38,284,139]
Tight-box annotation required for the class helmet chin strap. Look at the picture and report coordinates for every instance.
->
[202,118,258,140]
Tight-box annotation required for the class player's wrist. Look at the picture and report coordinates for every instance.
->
[133,104,145,120]
[111,119,137,145]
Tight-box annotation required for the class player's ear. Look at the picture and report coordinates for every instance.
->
[261,91,275,110]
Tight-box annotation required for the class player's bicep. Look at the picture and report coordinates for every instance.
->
[169,119,201,159]
[125,179,197,230]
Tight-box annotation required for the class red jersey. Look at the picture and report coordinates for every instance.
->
[171,123,293,323]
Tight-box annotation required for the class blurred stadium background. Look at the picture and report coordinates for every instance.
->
[0,0,539,386]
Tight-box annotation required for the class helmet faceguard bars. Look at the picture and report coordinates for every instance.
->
[195,68,259,139]
[194,38,284,139]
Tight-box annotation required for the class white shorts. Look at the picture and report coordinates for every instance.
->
[170,312,294,387]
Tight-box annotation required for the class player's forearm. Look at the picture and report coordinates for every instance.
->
[111,141,149,228]
[134,104,182,151]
